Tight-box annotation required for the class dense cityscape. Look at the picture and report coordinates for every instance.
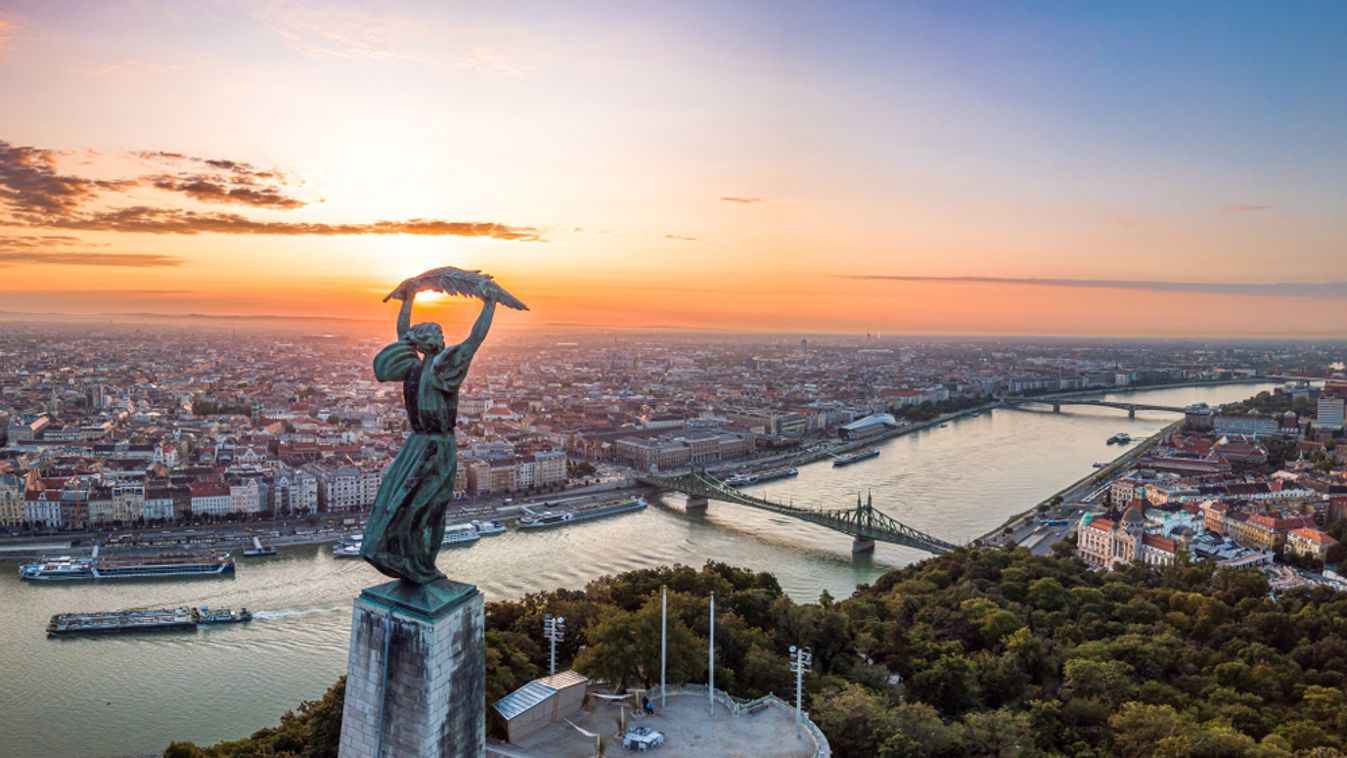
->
[2,324,1344,588]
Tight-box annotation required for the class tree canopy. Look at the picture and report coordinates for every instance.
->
[167,550,1347,757]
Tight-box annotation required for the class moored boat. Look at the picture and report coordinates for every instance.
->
[832,448,880,467]
[471,520,507,536]
[441,523,482,546]
[728,467,798,487]
[517,497,647,529]
[243,537,276,557]
[20,552,235,582]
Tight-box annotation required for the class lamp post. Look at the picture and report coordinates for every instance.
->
[543,613,565,677]
[789,645,812,738]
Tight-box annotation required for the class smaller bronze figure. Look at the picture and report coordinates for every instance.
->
[362,267,528,585]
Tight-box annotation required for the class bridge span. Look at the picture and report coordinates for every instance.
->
[636,470,958,555]
[1002,397,1192,418]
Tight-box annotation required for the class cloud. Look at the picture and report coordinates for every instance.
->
[134,150,306,209]
[79,59,182,78]
[0,251,184,268]
[250,2,530,77]
[1221,203,1270,213]
[665,234,698,241]
[30,206,543,240]
[720,196,762,204]
[0,15,17,52]
[0,234,89,248]
[840,274,1347,300]
[1,139,545,241]
[0,234,183,267]
[147,175,307,209]
[0,141,135,213]
[133,151,287,182]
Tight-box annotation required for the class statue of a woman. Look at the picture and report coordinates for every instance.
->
[361,268,525,585]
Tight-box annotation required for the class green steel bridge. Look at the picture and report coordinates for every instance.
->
[636,470,959,555]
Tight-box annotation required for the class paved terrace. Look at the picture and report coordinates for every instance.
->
[488,691,820,758]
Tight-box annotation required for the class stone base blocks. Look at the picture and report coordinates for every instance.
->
[851,537,876,554]
[339,578,485,758]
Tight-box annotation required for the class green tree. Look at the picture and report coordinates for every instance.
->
[808,683,899,758]
[573,595,701,691]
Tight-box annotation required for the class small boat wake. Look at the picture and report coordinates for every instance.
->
[248,606,345,621]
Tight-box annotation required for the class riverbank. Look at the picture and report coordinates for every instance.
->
[981,419,1182,549]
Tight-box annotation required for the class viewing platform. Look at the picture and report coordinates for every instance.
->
[490,684,827,758]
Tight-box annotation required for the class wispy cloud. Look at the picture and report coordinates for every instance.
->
[1,138,545,241]
[0,234,91,248]
[0,251,184,267]
[134,150,307,209]
[720,196,762,204]
[1221,203,1270,213]
[665,234,698,241]
[250,1,530,77]
[0,234,182,267]
[841,274,1347,300]
[79,59,182,78]
[0,15,18,52]
[32,207,543,240]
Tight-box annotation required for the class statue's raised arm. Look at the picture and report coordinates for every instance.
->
[364,266,527,586]
[384,266,528,313]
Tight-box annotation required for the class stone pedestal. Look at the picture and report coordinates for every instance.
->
[851,536,876,554]
[686,495,710,511]
[339,578,485,758]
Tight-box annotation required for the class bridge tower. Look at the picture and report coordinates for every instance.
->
[851,493,876,554]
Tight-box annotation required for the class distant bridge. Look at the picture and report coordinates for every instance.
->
[1002,397,1191,418]
[636,470,958,555]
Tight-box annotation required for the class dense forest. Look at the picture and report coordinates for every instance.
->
[166,545,1347,757]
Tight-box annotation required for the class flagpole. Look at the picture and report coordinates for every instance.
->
[708,592,715,717]
[660,586,667,708]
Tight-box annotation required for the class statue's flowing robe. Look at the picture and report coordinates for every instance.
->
[360,340,471,584]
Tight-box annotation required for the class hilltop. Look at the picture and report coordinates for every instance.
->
[166,547,1347,757]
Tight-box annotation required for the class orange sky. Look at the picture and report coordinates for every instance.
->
[1,2,1346,336]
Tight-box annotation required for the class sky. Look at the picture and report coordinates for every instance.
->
[1,0,1345,336]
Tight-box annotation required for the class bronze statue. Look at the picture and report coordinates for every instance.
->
[362,267,527,585]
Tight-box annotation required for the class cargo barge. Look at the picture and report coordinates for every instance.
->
[518,497,647,529]
[47,605,252,636]
[19,552,236,581]
[832,448,880,467]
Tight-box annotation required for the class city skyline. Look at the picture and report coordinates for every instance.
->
[3,1,1347,335]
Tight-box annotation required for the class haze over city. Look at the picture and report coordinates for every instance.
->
[2,1,1346,335]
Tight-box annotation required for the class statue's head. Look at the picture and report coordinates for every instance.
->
[406,323,445,355]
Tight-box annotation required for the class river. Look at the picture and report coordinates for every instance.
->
[0,382,1275,757]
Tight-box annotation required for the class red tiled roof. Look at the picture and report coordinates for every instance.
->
[1086,518,1115,532]
[1142,534,1178,553]
[1290,527,1339,546]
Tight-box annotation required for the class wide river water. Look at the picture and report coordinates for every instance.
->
[0,383,1274,757]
